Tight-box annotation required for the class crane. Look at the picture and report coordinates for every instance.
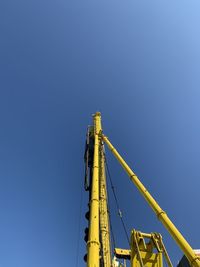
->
[83,112,200,267]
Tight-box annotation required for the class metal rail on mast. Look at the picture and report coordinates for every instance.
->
[99,143,112,267]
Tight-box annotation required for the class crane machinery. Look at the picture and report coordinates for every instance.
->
[83,112,200,267]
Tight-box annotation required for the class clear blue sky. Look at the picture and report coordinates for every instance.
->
[0,0,200,266]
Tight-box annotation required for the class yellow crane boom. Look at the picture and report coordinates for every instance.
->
[87,113,101,267]
[102,134,200,267]
[84,112,200,267]
[86,112,111,267]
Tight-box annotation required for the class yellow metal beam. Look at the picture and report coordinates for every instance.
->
[102,134,200,267]
[115,248,131,259]
[99,143,112,267]
[87,112,101,267]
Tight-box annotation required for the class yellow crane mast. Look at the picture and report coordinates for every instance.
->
[84,112,111,267]
[84,112,200,267]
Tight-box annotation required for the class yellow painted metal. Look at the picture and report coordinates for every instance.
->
[131,250,163,267]
[115,230,172,267]
[87,112,101,267]
[130,230,172,267]
[99,143,112,267]
[87,112,111,267]
[115,248,131,259]
[102,134,200,267]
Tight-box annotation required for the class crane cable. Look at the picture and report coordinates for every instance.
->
[107,183,116,252]
[104,151,130,246]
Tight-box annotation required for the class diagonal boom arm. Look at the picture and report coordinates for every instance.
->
[102,134,200,267]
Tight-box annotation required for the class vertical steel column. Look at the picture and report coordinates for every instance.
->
[87,112,101,267]
[99,143,112,267]
[102,135,200,267]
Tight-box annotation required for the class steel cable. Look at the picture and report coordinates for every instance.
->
[104,151,130,246]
